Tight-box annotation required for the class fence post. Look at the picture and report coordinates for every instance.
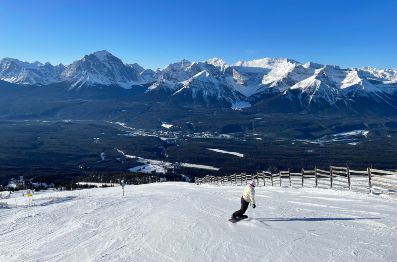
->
[271,174,274,186]
[235,174,237,185]
[288,169,291,187]
[263,173,266,186]
[330,166,333,189]
[367,167,372,194]
[301,168,304,187]
[315,166,318,188]
[347,166,351,190]
[245,174,247,184]
[279,172,282,187]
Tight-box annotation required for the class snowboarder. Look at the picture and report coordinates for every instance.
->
[231,180,256,221]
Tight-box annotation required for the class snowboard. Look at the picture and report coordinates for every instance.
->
[229,215,248,223]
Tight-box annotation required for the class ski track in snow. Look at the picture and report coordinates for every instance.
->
[0,183,396,262]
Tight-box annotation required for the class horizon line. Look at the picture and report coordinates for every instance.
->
[1,50,396,71]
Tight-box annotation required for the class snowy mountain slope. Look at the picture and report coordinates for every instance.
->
[224,65,270,97]
[229,60,397,104]
[0,58,64,85]
[61,50,145,89]
[1,51,397,110]
[148,60,247,105]
[0,183,396,262]
[0,51,149,89]
[128,62,145,73]
[139,69,158,82]
[171,69,246,105]
[206,57,227,70]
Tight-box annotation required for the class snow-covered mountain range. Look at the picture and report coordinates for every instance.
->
[1,50,397,109]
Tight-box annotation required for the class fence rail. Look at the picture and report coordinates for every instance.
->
[195,166,397,196]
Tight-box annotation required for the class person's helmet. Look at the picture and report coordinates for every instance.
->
[248,180,256,187]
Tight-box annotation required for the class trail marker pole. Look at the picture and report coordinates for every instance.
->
[120,180,125,196]
[367,167,372,194]
[279,172,282,187]
[301,169,304,187]
[263,173,266,186]
[347,166,351,190]
[315,167,318,188]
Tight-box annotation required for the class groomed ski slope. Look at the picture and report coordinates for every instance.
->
[0,183,396,262]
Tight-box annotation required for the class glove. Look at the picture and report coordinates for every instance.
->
[252,204,256,208]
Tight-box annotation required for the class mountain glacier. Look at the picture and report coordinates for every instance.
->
[1,50,396,110]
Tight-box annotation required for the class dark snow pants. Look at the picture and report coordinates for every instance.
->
[232,197,249,218]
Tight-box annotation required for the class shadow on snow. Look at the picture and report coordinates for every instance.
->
[253,217,381,222]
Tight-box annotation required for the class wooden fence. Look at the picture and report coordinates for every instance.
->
[195,166,397,196]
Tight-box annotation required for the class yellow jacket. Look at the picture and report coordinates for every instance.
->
[242,184,255,205]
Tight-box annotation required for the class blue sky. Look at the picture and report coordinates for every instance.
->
[1,0,396,69]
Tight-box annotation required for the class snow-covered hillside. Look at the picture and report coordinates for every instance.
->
[1,183,396,262]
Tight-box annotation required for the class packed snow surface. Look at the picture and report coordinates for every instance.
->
[0,183,396,262]
[207,148,244,157]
